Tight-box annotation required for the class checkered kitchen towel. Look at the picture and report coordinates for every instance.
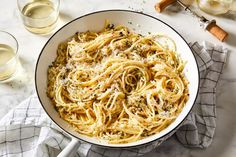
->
[0,42,228,157]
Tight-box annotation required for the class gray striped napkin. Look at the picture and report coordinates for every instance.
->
[0,42,228,157]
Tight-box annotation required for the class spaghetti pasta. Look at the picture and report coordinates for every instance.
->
[47,21,189,144]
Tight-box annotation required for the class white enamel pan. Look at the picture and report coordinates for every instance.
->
[35,10,199,157]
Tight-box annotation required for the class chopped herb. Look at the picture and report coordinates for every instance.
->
[138,33,144,37]
[106,23,114,29]
[128,21,133,25]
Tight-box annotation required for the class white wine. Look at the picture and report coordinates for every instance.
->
[196,0,232,15]
[21,0,59,34]
[0,44,17,81]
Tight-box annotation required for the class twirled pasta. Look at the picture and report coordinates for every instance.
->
[47,21,189,144]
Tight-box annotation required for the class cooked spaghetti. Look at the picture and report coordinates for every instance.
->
[47,21,189,144]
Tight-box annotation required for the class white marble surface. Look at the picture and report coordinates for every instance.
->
[0,0,236,156]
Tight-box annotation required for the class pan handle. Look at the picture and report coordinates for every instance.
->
[57,138,80,157]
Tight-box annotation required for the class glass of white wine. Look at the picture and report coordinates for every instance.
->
[196,0,236,15]
[0,31,19,83]
[17,0,60,34]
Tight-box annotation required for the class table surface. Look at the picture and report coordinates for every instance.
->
[0,0,236,156]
